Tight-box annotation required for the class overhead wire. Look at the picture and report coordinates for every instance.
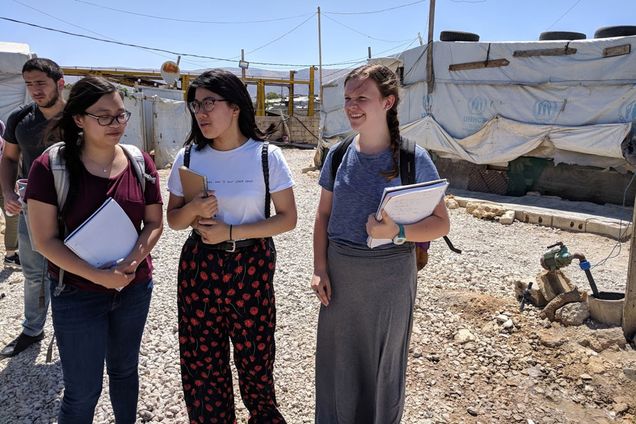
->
[0,17,311,67]
[3,16,417,69]
[545,0,583,31]
[246,13,315,55]
[322,13,414,43]
[71,0,313,25]
[324,0,427,15]
[9,0,210,68]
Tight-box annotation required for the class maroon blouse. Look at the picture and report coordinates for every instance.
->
[25,149,163,292]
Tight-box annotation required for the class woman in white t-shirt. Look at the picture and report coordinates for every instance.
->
[166,69,296,423]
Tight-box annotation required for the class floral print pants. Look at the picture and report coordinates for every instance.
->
[177,236,285,424]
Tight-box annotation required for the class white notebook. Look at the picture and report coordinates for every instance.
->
[367,179,449,248]
[64,197,138,269]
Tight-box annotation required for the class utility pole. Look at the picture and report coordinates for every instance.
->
[624,201,636,341]
[241,49,246,79]
[317,6,323,102]
[426,0,436,94]
[368,46,372,59]
[418,32,424,46]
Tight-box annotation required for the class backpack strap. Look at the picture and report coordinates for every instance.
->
[330,134,356,182]
[42,142,70,297]
[120,143,155,192]
[331,135,415,184]
[45,142,152,211]
[261,141,271,219]
[44,141,70,209]
[398,137,416,185]
[184,144,193,168]
[13,102,36,129]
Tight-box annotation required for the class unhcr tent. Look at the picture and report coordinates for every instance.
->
[0,42,32,124]
[321,36,636,172]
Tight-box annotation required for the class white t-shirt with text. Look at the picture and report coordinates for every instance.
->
[167,139,294,226]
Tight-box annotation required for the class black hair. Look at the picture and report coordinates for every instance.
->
[345,64,401,180]
[22,58,63,82]
[185,69,263,150]
[50,76,120,213]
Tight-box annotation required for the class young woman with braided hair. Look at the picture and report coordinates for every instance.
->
[311,64,450,423]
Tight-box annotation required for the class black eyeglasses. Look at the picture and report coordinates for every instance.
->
[85,111,132,126]
[188,97,228,114]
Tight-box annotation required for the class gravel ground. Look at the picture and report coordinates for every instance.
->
[0,148,634,423]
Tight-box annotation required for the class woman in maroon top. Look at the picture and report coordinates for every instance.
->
[26,76,163,424]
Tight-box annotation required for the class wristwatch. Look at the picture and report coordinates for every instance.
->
[392,223,407,245]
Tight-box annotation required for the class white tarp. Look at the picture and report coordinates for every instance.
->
[119,95,144,150]
[401,115,630,165]
[0,42,31,124]
[321,35,636,169]
[152,98,191,168]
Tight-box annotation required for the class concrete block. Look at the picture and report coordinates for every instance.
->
[553,216,586,233]
[585,219,632,241]
[515,210,553,227]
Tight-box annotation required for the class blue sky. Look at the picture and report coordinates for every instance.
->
[2,0,635,74]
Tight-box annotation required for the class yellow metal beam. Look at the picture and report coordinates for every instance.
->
[288,71,295,117]
[256,80,266,116]
[242,77,311,86]
[308,66,315,117]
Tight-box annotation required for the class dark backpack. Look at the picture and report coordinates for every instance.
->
[184,141,271,218]
[329,135,461,269]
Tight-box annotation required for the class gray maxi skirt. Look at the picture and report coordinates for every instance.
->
[315,240,417,424]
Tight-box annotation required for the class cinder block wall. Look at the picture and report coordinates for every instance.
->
[255,115,319,145]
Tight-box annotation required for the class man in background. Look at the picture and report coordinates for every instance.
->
[0,58,65,357]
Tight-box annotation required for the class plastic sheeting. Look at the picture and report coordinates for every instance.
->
[0,42,31,124]
[401,115,630,165]
[0,74,28,124]
[152,98,191,168]
[119,95,144,150]
[321,36,636,169]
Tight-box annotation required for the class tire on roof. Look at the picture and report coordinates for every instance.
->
[539,31,586,41]
[440,31,480,42]
[594,26,636,38]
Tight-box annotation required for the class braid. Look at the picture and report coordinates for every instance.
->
[381,107,401,180]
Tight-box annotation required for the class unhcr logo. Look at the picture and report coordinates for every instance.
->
[621,101,636,123]
[468,96,487,115]
[534,100,560,121]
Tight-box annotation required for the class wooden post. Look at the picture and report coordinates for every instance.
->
[317,7,323,103]
[426,0,436,95]
[623,198,636,341]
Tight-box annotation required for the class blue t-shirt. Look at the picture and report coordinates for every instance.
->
[318,140,440,248]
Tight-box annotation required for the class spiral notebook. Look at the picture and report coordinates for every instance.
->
[367,179,449,248]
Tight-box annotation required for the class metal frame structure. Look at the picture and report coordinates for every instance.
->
[61,66,316,117]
